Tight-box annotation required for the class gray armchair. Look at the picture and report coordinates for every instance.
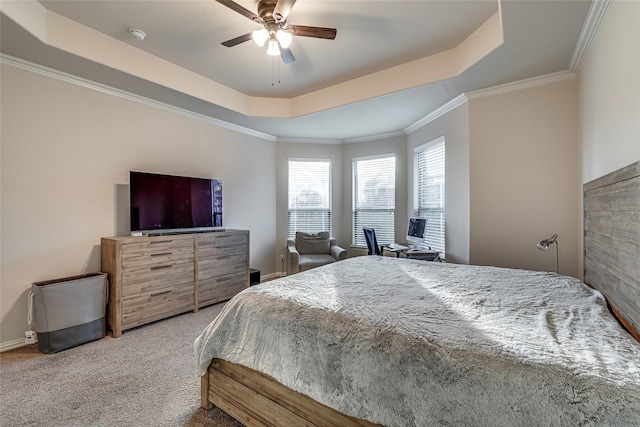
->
[287,231,347,275]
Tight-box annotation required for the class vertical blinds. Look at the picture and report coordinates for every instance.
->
[352,155,396,246]
[415,137,445,254]
[288,159,331,239]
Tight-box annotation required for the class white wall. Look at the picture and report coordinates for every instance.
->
[0,64,276,349]
[407,103,470,264]
[579,0,640,183]
[468,79,580,277]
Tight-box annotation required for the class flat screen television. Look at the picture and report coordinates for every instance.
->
[407,217,427,248]
[130,171,222,235]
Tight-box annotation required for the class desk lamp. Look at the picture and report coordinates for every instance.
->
[537,234,559,273]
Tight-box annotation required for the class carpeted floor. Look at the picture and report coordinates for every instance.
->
[0,302,242,427]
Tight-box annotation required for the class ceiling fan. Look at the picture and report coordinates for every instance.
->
[216,0,337,64]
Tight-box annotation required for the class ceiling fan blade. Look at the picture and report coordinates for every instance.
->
[273,0,296,22]
[288,25,337,40]
[222,32,253,47]
[280,48,295,64]
[216,0,261,23]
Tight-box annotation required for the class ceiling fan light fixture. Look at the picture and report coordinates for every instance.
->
[275,29,292,49]
[267,38,281,56]
[252,28,269,47]
[217,0,337,64]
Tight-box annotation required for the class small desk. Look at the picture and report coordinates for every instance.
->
[386,243,409,257]
[402,249,441,261]
[385,244,441,261]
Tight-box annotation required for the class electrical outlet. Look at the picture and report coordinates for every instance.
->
[280,254,285,262]
[24,330,36,345]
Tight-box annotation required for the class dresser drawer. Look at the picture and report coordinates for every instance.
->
[121,283,194,329]
[121,237,194,253]
[197,233,247,258]
[121,239,194,270]
[198,274,247,306]
[121,259,195,297]
[198,253,246,281]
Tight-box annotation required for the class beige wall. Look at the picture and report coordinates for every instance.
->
[579,0,640,183]
[275,141,344,270]
[0,64,276,349]
[275,136,407,261]
[342,136,408,257]
[406,81,581,276]
[407,104,470,264]
[468,79,580,277]
[3,0,634,351]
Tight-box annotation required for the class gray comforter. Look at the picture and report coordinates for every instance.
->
[194,257,640,426]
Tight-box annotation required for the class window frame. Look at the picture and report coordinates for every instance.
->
[413,135,445,255]
[352,153,396,247]
[287,158,332,240]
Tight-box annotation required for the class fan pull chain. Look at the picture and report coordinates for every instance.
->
[271,57,281,86]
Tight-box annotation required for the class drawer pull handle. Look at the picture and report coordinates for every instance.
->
[151,252,172,257]
[150,290,172,297]
[150,240,172,245]
[150,265,173,271]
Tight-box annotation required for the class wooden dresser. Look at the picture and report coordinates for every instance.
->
[101,230,249,337]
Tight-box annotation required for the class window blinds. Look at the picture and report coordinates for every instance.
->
[414,137,445,254]
[288,159,331,239]
[352,155,396,246]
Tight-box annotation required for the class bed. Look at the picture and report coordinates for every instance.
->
[194,161,640,426]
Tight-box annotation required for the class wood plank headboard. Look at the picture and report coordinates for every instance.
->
[584,161,640,341]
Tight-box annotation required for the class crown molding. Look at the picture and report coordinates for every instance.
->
[405,69,577,135]
[569,0,613,74]
[277,137,344,145]
[2,54,583,145]
[278,130,406,145]
[0,54,277,142]
[466,70,576,100]
[343,131,407,144]
[404,94,468,135]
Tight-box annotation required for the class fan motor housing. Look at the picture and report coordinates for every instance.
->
[257,0,279,23]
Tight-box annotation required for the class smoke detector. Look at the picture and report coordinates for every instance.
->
[128,28,146,41]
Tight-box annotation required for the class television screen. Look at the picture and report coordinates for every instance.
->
[130,171,222,234]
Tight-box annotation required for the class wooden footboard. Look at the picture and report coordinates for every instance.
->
[201,358,380,427]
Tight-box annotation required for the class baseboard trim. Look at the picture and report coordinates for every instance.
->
[261,272,286,282]
[1,338,28,353]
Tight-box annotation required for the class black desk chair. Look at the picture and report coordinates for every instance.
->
[363,227,383,256]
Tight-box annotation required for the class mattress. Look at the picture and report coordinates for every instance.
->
[195,256,640,426]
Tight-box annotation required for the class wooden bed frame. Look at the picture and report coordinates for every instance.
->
[200,358,379,426]
[201,161,640,427]
[584,161,640,342]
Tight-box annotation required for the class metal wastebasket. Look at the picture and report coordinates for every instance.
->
[31,273,108,354]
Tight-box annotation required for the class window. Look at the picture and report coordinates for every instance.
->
[352,154,396,246]
[288,159,331,239]
[414,136,445,254]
